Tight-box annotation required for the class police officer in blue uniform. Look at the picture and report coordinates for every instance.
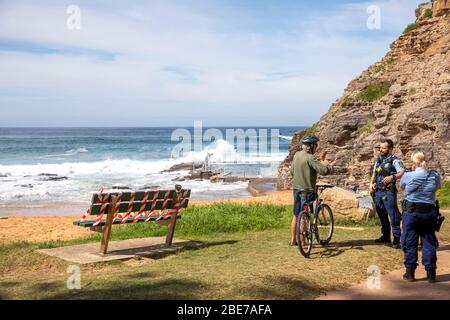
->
[370,139,405,248]
[400,151,441,282]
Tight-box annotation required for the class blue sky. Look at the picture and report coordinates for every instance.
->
[0,0,422,127]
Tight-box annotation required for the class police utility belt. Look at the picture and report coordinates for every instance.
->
[401,199,445,232]
[401,200,435,214]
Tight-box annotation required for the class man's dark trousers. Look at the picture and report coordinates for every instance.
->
[374,190,401,239]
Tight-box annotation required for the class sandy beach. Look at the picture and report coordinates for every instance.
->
[0,190,292,243]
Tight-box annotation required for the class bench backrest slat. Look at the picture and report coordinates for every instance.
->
[89,189,191,215]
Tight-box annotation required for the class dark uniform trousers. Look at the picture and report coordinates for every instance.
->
[374,190,402,239]
[401,210,438,271]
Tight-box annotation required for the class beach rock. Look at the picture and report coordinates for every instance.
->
[248,178,277,196]
[222,176,241,183]
[112,185,131,190]
[180,170,222,181]
[278,1,450,191]
[162,162,202,173]
[141,184,161,189]
[209,175,221,183]
[18,184,34,188]
[36,173,68,181]
[320,187,375,221]
[39,175,68,181]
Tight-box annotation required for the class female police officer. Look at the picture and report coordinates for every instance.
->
[399,151,441,283]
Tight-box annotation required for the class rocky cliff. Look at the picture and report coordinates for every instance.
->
[278,1,450,191]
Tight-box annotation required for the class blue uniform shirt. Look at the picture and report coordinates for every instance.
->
[372,155,405,175]
[400,168,441,205]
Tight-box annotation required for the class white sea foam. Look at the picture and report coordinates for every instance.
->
[279,135,293,141]
[0,159,170,177]
[0,139,285,205]
[176,139,286,164]
[39,147,89,159]
[65,147,88,155]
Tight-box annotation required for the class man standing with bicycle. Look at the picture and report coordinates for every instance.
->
[289,135,336,246]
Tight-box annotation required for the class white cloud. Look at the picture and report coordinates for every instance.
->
[0,0,423,125]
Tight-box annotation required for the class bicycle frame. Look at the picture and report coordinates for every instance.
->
[302,186,325,219]
[296,183,335,257]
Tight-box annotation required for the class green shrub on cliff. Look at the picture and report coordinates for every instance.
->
[305,122,318,135]
[437,181,450,208]
[423,9,433,19]
[403,23,419,34]
[356,81,391,103]
[356,121,373,139]
[371,64,385,74]
[340,95,353,106]
[341,81,391,106]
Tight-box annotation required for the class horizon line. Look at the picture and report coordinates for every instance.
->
[0,125,309,129]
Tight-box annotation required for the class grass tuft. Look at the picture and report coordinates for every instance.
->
[0,241,33,254]
[356,121,373,139]
[175,203,292,235]
[423,8,433,19]
[305,122,318,135]
[341,81,390,106]
[403,23,419,34]
[437,181,450,208]
[357,81,391,103]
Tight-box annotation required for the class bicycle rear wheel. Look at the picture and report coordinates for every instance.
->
[315,203,334,245]
[296,211,313,257]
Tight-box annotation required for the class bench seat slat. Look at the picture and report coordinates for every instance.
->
[73,215,182,227]
[89,189,191,215]
[91,190,191,204]
[89,198,190,215]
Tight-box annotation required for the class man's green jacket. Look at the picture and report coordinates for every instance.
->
[290,146,332,191]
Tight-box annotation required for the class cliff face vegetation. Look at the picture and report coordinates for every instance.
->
[278,1,450,191]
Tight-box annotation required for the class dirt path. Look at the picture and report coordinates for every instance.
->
[318,243,450,300]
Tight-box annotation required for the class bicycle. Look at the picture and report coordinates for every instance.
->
[296,183,335,258]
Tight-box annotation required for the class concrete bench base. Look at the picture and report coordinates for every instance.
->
[37,237,200,264]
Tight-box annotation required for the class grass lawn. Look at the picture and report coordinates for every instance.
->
[1,203,449,300]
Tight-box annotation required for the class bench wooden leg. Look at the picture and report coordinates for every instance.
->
[100,195,119,254]
[100,213,114,254]
[165,211,178,246]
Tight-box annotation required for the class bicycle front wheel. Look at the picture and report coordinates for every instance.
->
[296,211,313,257]
[315,203,334,245]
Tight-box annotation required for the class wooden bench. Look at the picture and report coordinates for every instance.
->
[73,185,191,254]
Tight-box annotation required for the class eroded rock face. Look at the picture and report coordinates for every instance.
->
[278,2,450,191]
[433,0,450,16]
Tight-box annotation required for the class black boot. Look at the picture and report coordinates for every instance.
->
[392,237,401,249]
[426,269,436,283]
[375,235,391,244]
[403,269,415,282]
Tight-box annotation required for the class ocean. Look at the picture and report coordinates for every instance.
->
[0,127,301,215]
